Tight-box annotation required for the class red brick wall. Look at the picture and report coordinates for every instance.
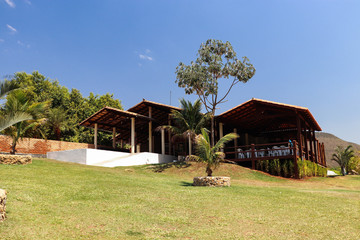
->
[0,135,94,155]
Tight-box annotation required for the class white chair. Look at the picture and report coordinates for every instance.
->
[272,146,281,156]
[237,148,245,159]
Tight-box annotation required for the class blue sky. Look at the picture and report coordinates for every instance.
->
[1,0,360,143]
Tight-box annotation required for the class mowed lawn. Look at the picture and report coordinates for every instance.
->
[0,159,359,240]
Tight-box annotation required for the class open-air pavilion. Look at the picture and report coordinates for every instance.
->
[78,98,326,175]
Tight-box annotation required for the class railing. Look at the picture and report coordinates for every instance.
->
[224,141,297,161]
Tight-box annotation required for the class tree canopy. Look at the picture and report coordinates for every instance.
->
[1,71,123,146]
[176,39,255,146]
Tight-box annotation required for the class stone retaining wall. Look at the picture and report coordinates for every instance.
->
[0,189,6,221]
[0,154,32,165]
[193,176,231,187]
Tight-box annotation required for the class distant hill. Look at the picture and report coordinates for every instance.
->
[316,132,360,168]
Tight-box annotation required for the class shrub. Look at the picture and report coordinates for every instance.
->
[297,159,327,178]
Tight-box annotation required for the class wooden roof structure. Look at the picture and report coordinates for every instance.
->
[216,98,321,132]
[79,106,154,133]
[128,99,181,125]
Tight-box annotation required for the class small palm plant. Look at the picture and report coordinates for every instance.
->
[189,128,238,176]
[331,145,355,176]
[0,80,32,131]
[2,90,49,154]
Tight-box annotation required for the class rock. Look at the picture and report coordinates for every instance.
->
[0,189,6,222]
[349,170,359,175]
[0,154,32,165]
[193,176,231,187]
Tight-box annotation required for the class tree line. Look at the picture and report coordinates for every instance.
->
[0,71,123,153]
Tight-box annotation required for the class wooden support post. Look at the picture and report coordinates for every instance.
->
[309,130,314,161]
[234,128,238,148]
[120,139,123,149]
[304,128,309,160]
[94,123,98,149]
[296,115,303,160]
[148,106,152,153]
[293,140,299,179]
[245,133,249,145]
[251,144,255,170]
[161,128,165,155]
[168,119,171,155]
[313,131,318,163]
[316,140,320,164]
[219,122,224,152]
[131,118,135,154]
[234,128,238,159]
[323,143,327,167]
[112,127,116,149]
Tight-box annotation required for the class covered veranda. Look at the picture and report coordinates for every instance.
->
[216,98,326,172]
[79,100,180,155]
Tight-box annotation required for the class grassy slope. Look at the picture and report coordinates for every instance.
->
[0,159,359,240]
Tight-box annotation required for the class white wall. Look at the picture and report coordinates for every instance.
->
[47,149,175,167]
[47,148,87,164]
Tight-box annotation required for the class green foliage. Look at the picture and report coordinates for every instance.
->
[297,159,327,178]
[0,79,33,131]
[331,145,355,176]
[2,89,49,153]
[164,99,209,155]
[175,39,255,146]
[189,128,238,176]
[257,159,327,178]
[347,153,360,174]
[2,71,123,145]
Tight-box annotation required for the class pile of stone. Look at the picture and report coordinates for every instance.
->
[0,154,32,165]
[0,189,6,221]
[193,176,231,187]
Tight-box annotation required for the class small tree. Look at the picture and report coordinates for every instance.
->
[189,128,238,176]
[2,90,48,154]
[176,39,255,146]
[331,145,355,176]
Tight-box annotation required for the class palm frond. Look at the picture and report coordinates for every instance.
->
[0,112,33,131]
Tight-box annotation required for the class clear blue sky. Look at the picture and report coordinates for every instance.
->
[1,0,359,144]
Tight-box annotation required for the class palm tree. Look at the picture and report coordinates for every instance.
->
[189,128,238,176]
[0,80,32,131]
[166,99,209,156]
[331,145,355,176]
[2,90,48,154]
[46,108,70,140]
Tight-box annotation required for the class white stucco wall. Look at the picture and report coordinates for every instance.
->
[47,148,87,164]
[47,149,175,167]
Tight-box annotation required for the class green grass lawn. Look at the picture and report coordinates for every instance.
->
[0,159,359,240]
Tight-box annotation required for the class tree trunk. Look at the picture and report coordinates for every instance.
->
[206,165,213,176]
[188,134,192,156]
[10,141,17,155]
[210,110,215,147]
[341,166,346,176]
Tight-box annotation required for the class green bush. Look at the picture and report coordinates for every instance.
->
[297,159,327,178]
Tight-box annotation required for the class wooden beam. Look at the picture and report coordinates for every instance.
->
[112,127,116,149]
[131,118,135,153]
[161,128,165,155]
[296,114,303,159]
[94,123,98,149]
[148,106,152,153]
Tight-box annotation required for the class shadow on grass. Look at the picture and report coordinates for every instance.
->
[180,181,193,187]
[125,230,144,237]
[149,161,192,173]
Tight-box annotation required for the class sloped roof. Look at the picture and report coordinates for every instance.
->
[216,98,321,132]
[79,106,154,132]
